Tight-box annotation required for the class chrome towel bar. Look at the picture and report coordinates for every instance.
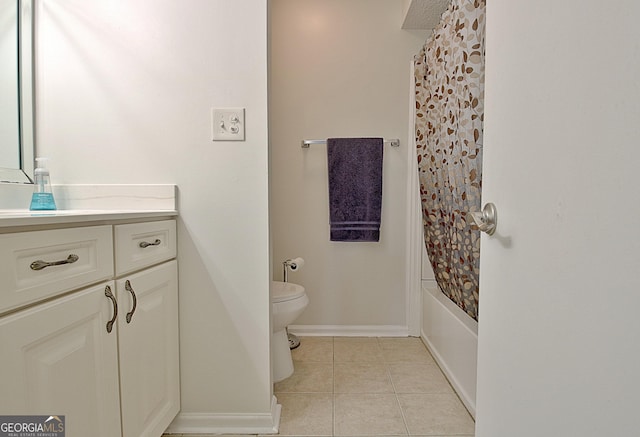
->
[301,138,400,148]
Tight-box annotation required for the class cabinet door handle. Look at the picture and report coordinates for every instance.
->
[139,239,161,248]
[105,285,118,333]
[124,280,137,323]
[30,254,79,271]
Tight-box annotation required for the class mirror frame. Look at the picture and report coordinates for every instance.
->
[1,0,34,184]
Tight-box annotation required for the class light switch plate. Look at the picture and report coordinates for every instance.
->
[211,107,245,141]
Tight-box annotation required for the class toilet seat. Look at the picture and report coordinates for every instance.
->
[271,281,305,303]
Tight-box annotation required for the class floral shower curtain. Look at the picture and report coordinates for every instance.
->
[414,0,486,320]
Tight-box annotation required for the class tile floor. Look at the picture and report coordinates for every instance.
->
[164,336,475,437]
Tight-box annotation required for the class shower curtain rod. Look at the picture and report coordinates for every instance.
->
[301,138,400,148]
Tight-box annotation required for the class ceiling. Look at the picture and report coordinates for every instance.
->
[401,0,450,30]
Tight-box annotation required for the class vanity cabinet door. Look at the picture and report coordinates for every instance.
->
[0,282,122,437]
[116,260,180,437]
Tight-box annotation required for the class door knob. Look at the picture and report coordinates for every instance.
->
[469,203,497,235]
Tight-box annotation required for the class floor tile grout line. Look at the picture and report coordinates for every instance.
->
[383,337,411,436]
[394,391,412,436]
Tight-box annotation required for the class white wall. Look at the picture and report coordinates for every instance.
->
[36,0,273,432]
[270,0,427,333]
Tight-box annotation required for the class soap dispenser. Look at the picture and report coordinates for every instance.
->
[29,157,57,211]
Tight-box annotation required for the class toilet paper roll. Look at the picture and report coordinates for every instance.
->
[289,257,305,271]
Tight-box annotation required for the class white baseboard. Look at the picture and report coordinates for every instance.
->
[165,395,281,435]
[288,324,410,337]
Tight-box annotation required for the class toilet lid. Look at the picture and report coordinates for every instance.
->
[271,281,306,303]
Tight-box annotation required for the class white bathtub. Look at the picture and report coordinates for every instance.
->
[421,281,478,418]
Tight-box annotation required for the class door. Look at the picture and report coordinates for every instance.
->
[475,1,640,436]
[116,260,180,437]
[0,282,122,437]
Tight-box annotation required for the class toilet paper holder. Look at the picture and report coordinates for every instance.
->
[283,257,304,282]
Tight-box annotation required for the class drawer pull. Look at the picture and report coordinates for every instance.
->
[124,280,137,323]
[139,239,161,248]
[30,254,79,271]
[105,285,118,333]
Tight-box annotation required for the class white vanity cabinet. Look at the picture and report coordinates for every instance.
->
[0,281,123,437]
[114,220,179,437]
[0,218,179,437]
[0,225,114,313]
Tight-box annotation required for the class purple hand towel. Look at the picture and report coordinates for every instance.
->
[327,137,383,242]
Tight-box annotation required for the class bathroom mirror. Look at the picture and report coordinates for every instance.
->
[0,0,34,184]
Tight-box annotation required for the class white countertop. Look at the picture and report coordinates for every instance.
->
[0,209,178,228]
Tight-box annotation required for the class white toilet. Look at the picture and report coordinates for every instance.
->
[271,280,309,382]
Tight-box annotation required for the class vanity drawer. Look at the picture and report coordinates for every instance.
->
[114,220,176,276]
[0,225,114,314]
